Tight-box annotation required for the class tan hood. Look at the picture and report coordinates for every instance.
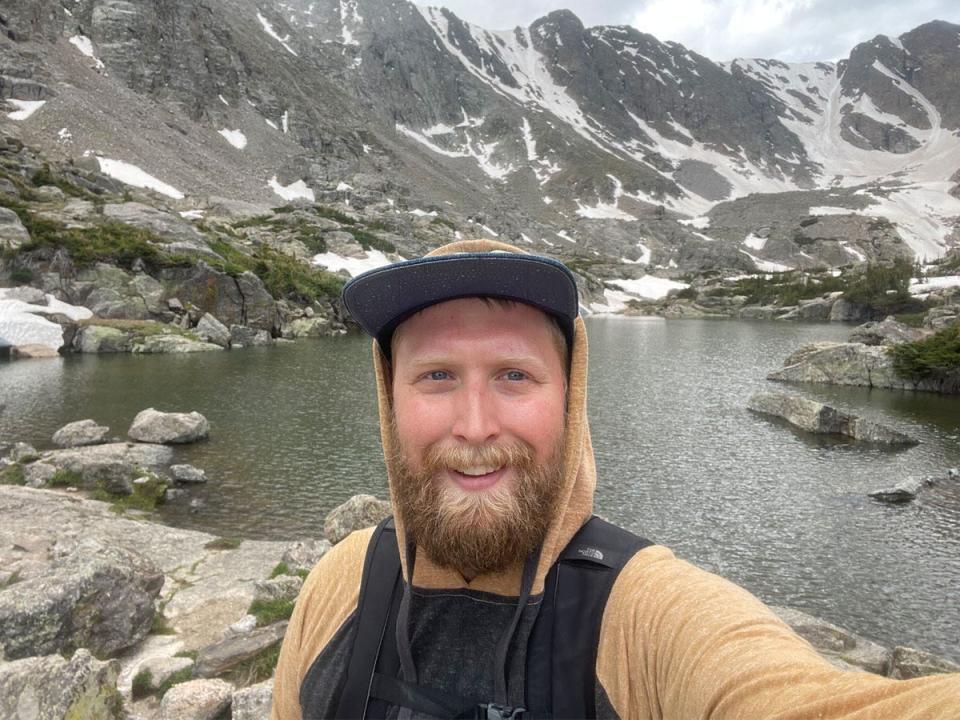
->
[372,239,595,596]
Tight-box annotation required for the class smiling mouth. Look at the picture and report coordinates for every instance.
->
[448,465,506,490]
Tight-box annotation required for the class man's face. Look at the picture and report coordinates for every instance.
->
[389,298,568,577]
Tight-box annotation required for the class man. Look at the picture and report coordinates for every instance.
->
[273,239,959,719]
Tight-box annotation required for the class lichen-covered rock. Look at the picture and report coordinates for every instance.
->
[0,540,163,660]
[253,575,303,603]
[232,678,274,720]
[0,207,29,250]
[23,461,57,488]
[10,442,39,463]
[280,538,331,573]
[73,325,132,353]
[128,408,210,444]
[159,678,233,720]
[132,334,222,354]
[889,646,960,679]
[170,464,206,483]
[747,392,917,445]
[323,494,392,544]
[52,419,111,448]
[40,442,173,494]
[0,649,123,720]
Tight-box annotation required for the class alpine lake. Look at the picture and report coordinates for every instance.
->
[2,317,958,662]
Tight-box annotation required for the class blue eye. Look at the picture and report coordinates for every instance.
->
[504,370,527,381]
[428,370,451,381]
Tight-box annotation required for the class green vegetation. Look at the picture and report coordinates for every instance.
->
[76,318,201,344]
[269,562,309,580]
[204,536,244,550]
[352,228,396,254]
[1,570,22,589]
[87,472,167,513]
[247,597,296,627]
[131,665,194,701]
[0,464,26,486]
[842,258,915,309]
[429,217,457,231]
[890,325,960,384]
[225,644,282,686]
[729,271,848,306]
[150,610,176,636]
[10,267,33,283]
[48,468,84,488]
[313,205,356,225]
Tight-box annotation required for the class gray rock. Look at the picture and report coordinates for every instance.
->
[230,325,273,347]
[10,344,60,359]
[232,678,274,720]
[771,606,891,675]
[34,185,65,202]
[924,306,960,331]
[253,575,303,604]
[73,325,132,353]
[103,202,206,245]
[0,649,123,720]
[160,263,277,333]
[168,297,185,312]
[227,614,257,636]
[779,297,833,321]
[128,408,210,444]
[767,342,954,393]
[133,655,194,694]
[829,298,875,322]
[171,464,207,484]
[0,207,29,250]
[868,477,928,503]
[40,442,174,494]
[195,621,288,678]
[10,442,38,463]
[738,305,778,320]
[196,313,231,347]
[159,678,233,720]
[23,461,57,488]
[0,540,163,660]
[132,334,222,354]
[848,317,925,346]
[52,419,111,448]
[280,538,331,573]
[323,494,392,544]
[747,392,917,445]
[1,286,46,304]
[889,645,960,679]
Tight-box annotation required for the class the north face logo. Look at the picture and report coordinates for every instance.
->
[577,547,604,561]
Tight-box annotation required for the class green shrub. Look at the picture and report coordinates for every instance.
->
[673,286,699,300]
[313,205,355,225]
[10,267,34,283]
[351,228,396,254]
[890,325,960,383]
[843,258,912,307]
[0,464,26,486]
[429,217,457,231]
[48,469,84,488]
[247,598,295,626]
[269,562,309,580]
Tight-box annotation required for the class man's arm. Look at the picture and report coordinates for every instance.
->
[597,545,960,720]
[271,527,376,720]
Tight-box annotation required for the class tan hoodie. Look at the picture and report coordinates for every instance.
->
[272,240,960,719]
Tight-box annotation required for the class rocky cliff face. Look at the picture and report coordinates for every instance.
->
[1,0,959,284]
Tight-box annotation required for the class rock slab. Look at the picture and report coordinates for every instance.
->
[232,678,274,720]
[195,621,288,678]
[159,678,233,720]
[52,419,111,448]
[128,408,210,444]
[0,649,123,720]
[747,392,917,445]
[323,494,392,544]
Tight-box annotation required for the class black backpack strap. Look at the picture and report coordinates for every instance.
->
[526,516,652,719]
[335,516,402,719]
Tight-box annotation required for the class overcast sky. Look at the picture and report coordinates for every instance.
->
[424,0,960,62]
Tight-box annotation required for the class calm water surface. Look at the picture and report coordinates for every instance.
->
[1,318,958,660]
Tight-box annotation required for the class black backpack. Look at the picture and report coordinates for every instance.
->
[334,516,651,719]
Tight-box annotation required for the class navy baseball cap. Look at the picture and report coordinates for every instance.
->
[341,249,579,358]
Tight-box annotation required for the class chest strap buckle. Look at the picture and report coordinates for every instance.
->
[479,703,526,720]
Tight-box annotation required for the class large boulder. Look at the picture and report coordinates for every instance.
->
[52,419,111,448]
[128,408,209,444]
[159,678,233,720]
[253,575,303,604]
[0,649,123,720]
[230,324,273,347]
[232,678,273,720]
[0,207,29,250]
[747,392,917,445]
[868,477,931,504]
[848,317,926,346]
[323,494,392,544]
[161,263,278,332]
[132,334,222,354]
[280,539,331,574]
[72,325,132,353]
[0,540,163,660]
[39,442,173,494]
[102,202,206,246]
[196,312,231,347]
[767,342,946,392]
[829,298,877,322]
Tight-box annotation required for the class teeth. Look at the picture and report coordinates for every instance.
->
[456,465,499,477]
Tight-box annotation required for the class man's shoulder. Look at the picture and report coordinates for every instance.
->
[299,526,379,603]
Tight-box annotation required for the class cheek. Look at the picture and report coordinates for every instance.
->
[393,393,449,455]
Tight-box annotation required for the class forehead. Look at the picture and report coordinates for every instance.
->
[391,298,558,358]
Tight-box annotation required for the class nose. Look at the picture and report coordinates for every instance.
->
[451,378,500,444]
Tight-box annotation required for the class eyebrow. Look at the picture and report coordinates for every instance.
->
[402,355,551,370]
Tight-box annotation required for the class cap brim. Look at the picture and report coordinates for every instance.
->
[341,252,579,357]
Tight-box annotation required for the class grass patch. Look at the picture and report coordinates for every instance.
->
[0,464,26,486]
[731,271,847,306]
[890,325,960,384]
[429,217,457,231]
[76,318,201,344]
[224,644,281,686]
[269,562,308,580]
[89,473,167,513]
[48,468,84,488]
[151,612,176,636]
[894,312,926,328]
[352,228,396,254]
[1,569,22,588]
[175,649,199,661]
[313,205,355,225]
[131,665,194,701]
[247,598,295,627]
[204,536,243,550]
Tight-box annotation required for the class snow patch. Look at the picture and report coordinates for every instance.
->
[312,250,393,277]
[179,210,206,220]
[96,157,184,199]
[743,233,767,251]
[268,176,314,202]
[739,249,792,272]
[0,290,92,352]
[809,206,854,216]
[607,276,688,300]
[69,35,105,69]
[840,242,867,262]
[7,100,46,121]
[257,12,298,56]
[282,110,290,134]
[409,208,437,217]
[576,175,637,221]
[218,129,248,150]
[909,275,960,295]
[679,216,711,229]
